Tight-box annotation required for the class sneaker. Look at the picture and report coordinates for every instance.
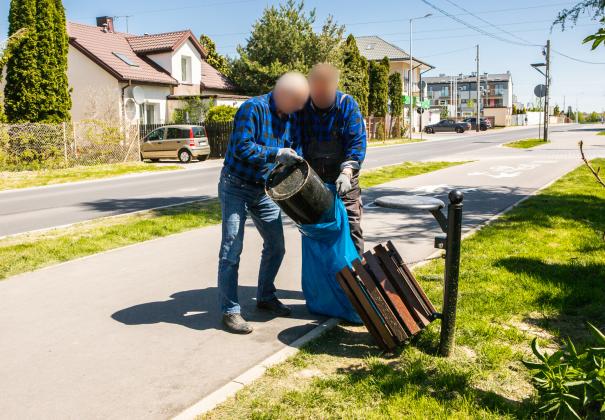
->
[222,313,253,334]
[256,298,292,317]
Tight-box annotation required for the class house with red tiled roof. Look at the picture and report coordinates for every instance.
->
[67,17,244,124]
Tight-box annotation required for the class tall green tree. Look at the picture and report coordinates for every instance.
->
[339,34,368,116]
[230,0,344,95]
[367,57,389,117]
[51,0,71,121]
[388,72,402,117]
[4,0,70,122]
[199,34,231,76]
[4,0,40,122]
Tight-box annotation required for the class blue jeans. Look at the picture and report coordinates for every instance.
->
[217,170,286,314]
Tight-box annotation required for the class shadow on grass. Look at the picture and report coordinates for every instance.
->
[287,324,533,417]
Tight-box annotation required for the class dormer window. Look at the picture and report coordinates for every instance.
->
[181,56,192,83]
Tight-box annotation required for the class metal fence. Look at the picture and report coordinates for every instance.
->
[0,121,140,170]
[205,121,232,158]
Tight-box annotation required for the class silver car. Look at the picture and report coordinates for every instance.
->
[141,125,210,163]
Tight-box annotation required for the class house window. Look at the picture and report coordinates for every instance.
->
[181,56,192,83]
[139,103,159,124]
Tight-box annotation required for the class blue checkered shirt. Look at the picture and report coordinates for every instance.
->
[298,90,367,166]
[223,92,298,184]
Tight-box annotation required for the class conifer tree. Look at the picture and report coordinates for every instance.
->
[51,0,71,121]
[368,57,389,117]
[199,34,231,77]
[4,0,40,122]
[339,34,368,116]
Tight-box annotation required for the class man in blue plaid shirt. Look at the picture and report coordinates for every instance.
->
[298,63,367,254]
[218,72,309,334]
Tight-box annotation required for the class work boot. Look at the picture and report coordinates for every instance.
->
[257,297,292,317]
[222,313,253,334]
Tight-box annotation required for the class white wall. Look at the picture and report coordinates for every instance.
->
[147,51,173,74]
[68,45,122,122]
[172,40,202,86]
[124,84,171,124]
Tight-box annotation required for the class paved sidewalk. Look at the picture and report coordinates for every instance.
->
[0,128,603,419]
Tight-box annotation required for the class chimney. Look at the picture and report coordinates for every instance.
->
[96,16,115,33]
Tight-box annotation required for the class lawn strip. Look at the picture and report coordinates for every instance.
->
[0,162,181,191]
[503,138,546,149]
[368,138,423,147]
[201,159,605,419]
[360,161,466,189]
[0,200,221,280]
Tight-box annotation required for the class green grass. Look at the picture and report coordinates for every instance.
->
[0,162,181,191]
[368,138,423,147]
[0,200,221,280]
[202,159,605,420]
[360,161,466,189]
[0,161,459,281]
[597,130,605,136]
[503,138,546,149]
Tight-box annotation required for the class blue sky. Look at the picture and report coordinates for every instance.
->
[1,0,604,111]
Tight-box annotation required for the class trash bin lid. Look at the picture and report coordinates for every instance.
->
[375,195,445,212]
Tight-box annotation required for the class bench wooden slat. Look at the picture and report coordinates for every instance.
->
[338,268,397,350]
[374,244,432,326]
[386,241,437,314]
[359,253,420,335]
[349,261,409,343]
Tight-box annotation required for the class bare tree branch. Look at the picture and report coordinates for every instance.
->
[579,140,605,188]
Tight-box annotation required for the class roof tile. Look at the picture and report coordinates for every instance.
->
[68,22,178,85]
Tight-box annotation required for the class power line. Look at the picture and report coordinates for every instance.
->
[441,0,540,46]
[552,49,605,64]
[419,0,541,47]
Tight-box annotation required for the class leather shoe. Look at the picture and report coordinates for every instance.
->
[257,298,292,316]
[222,313,253,334]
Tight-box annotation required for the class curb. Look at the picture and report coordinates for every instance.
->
[172,318,341,420]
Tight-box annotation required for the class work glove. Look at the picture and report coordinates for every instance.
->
[335,168,353,196]
[276,148,303,166]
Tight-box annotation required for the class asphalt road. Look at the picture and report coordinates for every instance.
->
[0,124,587,237]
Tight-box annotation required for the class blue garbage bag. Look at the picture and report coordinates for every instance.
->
[298,186,362,324]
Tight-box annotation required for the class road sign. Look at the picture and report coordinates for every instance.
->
[417,107,425,114]
[417,80,427,90]
[534,84,547,98]
[421,99,431,109]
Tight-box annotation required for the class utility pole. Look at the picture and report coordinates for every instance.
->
[475,44,480,132]
[543,40,551,142]
[409,13,432,140]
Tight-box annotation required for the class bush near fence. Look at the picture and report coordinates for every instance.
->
[0,121,140,171]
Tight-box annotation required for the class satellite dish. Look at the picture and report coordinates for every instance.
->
[534,84,547,98]
[124,98,137,120]
[132,86,146,104]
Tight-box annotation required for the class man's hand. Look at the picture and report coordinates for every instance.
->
[276,148,303,166]
[335,168,353,196]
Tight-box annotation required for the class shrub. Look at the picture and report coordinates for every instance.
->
[206,105,237,123]
[524,323,605,419]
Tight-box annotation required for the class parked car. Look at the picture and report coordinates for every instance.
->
[424,120,471,134]
[141,125,210,163]
[462,117,492,131]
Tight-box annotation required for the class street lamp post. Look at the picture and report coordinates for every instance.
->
[409,13,432,140]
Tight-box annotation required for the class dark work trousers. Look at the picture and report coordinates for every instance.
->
[341,174,363,255]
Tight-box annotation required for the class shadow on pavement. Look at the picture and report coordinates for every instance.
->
[111,287,317,343]
[82,195,215,214]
